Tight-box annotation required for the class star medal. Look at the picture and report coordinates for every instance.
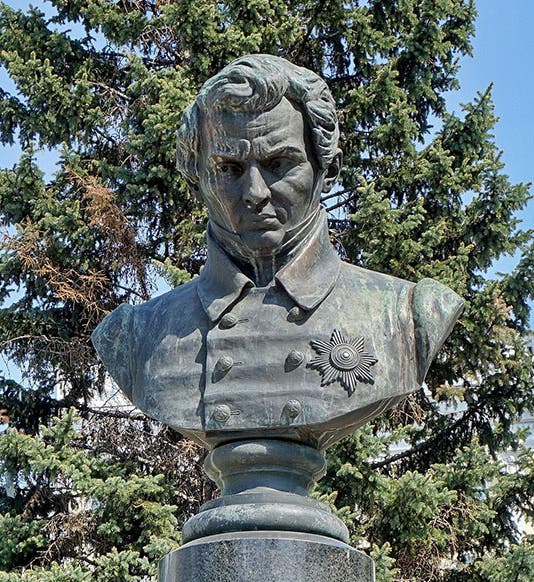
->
[309,329,378,395]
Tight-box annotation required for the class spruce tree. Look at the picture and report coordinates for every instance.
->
[0,1,532,580]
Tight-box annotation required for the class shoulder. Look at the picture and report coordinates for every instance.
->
[91,279,202,397]
[91,302,136,398]
[134,278,200,323]
[93,279,200,342]
[338,264,463,320]
[337,262,415,312]
[336,264,463,382]
[339,261,414,291]
[92,303,135,353]
[412,278,464,328]
[412,278,464,381]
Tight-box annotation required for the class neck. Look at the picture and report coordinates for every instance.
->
[209,207,323,287]
[242,254,280,287]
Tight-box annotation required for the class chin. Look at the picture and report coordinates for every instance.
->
[241,229,285,254]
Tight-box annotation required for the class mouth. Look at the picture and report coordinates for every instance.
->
[244,213,281,230]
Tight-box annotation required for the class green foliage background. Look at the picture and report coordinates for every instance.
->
[0,1,532,580]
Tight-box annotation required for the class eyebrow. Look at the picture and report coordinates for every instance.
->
[207,139,250,162]
[206,141,307,163]
[209,149,245,160]
[255,144,307,159]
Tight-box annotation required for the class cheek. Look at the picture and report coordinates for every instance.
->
[203,171,240,204]
[200,173,243,226]
[269,165,316,206]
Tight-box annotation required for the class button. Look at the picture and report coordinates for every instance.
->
[285,349,304,372]
[219,313,238,329]
[283,399,302,419]
[287,306,306,322]
[212,405,240,423]
[212,404,231,423]
[215,355,234,373]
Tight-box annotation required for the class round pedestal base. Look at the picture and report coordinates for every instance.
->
[182,438,350,543]
[182,490,349,543]
[159,531,375,582]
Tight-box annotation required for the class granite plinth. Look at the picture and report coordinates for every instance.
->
[159,531,374,582]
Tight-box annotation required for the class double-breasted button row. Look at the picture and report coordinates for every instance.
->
[211,400,303,424]
[218,305,306,328]
[213,350,306,382]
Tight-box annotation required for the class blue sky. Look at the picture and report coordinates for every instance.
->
[454,2,534,325]
[449,0,533,241]
[459,0,533,194]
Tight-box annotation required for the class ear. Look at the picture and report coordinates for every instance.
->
[321,149,342,193]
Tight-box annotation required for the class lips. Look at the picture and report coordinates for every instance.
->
[255,213,277,221]
[252,215,280,227]
[243,213,280,231]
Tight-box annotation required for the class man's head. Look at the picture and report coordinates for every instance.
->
[177,54,342,254]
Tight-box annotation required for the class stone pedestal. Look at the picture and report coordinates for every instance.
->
[159,439,375,581]
[159,531,374,582]
[182,439,349,544]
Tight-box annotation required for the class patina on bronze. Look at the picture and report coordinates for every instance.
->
[92,54,463,579]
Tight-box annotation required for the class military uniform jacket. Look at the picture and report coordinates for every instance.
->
[92,219,464,449]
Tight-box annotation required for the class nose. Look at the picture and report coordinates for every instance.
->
[242,163,270,210]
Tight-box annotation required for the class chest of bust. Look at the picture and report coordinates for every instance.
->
[135,268,416,444]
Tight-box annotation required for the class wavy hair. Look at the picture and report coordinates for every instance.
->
[176,54,340,186]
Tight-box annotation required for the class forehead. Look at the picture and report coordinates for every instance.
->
[201,97,306,151]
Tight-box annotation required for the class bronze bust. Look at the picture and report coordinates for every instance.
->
[92,54,463,450]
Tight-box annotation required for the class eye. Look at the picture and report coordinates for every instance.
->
[265,157,286,172]
[217,161,242,176]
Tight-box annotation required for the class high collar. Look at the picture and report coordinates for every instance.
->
[197,211,341,322]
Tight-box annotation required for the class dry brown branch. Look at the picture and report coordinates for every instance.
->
[68,168,149,300]
[4,223,110,323]
[387,394,427,426]
[37,510,95,565]
[3,167,150,328]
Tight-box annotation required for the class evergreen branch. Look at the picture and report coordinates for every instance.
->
[54,399,147,422]
[291,1,328,60]
[325,194,357,213]
[368,406,478,469]
[321,187,354,203]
